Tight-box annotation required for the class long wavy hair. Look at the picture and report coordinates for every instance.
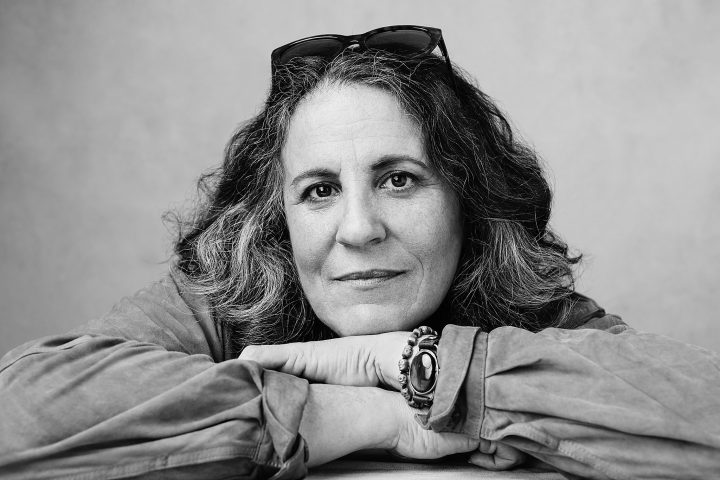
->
[171,51,581,354]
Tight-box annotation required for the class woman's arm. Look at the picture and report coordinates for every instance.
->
[426,320,720,479]
[0,273,327,479]
[0,272,479,480]
[0,334,478,478]
[0,334,311,479]
[301,384,398,467]
[300,383,478,467]
[241,332,525,469]
[244,318,720,478]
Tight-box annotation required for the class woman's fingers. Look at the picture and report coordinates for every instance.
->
[239,342,325,380]
[468,440,527,470]
[239,332,410,388]
[238,343,300,373]
[239,338,378,386]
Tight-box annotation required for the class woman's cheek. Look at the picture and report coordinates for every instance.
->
[288,207,336,278]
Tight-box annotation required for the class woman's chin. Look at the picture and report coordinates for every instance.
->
[318,304,425,337]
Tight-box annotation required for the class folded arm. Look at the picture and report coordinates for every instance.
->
[0,333,312,479]
[245,315,720,478]
[427,319,720,479]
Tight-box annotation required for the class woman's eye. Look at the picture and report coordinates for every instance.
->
[313,185,334,197]
[390,174,408,188]
[303,183,337,202]
[382,172,416,190]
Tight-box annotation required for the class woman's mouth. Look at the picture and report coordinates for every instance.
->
[335,269,404,285]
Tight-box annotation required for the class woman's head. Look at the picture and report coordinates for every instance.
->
[282,82,462,336]
[173,47,579,351]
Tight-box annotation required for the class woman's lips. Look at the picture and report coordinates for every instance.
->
[334,269,404,286]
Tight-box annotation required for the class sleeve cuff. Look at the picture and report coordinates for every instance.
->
[261,368,310,477]
[419,325,488,439]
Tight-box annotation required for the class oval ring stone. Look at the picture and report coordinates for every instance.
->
[409,352,437,393]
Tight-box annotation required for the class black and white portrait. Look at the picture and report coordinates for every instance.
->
[1,2,718,479]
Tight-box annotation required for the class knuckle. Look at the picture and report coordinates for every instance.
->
[288,346,306,372]
[240,345,258,359]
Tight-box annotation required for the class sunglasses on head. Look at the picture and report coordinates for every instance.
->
[271,24,455,83]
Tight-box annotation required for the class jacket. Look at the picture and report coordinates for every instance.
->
[1,269,719,479]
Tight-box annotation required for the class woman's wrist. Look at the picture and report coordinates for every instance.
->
[300,384,399,467]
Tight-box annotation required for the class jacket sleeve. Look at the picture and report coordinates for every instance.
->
[0,277,310,480]
[423,317,720,480]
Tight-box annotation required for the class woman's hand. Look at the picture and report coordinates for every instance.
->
[242,335,527,470]
[239,333,408,390]
[300,383,479,467]
[388,393,480,460]
[469,439,527,470]
[391,392,525,468]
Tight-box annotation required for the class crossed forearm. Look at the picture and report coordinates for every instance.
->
[300,384,399,467]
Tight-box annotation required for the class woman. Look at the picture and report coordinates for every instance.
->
[1,25,719,479]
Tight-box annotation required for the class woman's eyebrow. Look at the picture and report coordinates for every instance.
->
[371,155,430,172]
[289,155,428,187]
[289,168,337,188]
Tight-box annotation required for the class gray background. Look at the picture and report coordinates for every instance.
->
[1,0,719,356]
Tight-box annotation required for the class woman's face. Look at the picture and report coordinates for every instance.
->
[282,83,463,336]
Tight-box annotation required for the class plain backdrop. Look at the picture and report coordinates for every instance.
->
[1,0,719,356]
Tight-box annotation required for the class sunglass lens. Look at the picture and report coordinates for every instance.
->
[365,30,433,56]
[275,38,346,66]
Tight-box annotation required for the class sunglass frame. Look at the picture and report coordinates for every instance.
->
[270,24,455,83]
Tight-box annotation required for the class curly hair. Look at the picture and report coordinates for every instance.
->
[170,51,581,353]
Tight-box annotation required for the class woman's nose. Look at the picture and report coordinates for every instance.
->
[335,194,387,247]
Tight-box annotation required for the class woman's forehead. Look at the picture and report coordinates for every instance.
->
[281,83,426,175]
